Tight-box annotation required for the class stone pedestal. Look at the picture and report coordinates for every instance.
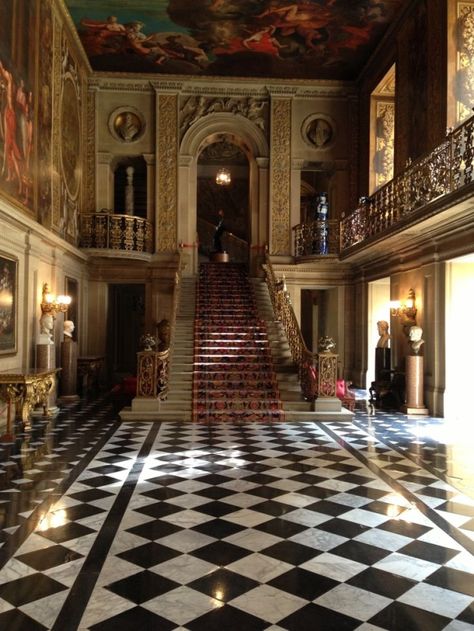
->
[210,252,229,263]
[60,339,79,401]
[403,355,429,415]
[375,347,391,381]
[34,344,59,417]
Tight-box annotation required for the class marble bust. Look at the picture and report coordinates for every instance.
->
[408,325,424,355]
[376,320,390,348]
[63,319,75,341]
[39,313,54,344]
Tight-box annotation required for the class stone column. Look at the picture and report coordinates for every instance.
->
[60,339,79,401]
[403,355,429,415]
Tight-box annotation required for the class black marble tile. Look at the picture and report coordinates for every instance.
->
[305,500,351,517]
[330,539,390,565]
[457,600,474,625]
[254,517,307,538]
[297,485,335,500]
[317,517,370,539]
[198,500,239,517]
[126,519,181,541]
[188,567,258,601]
[437,501,474,517]
[64,503,106,522]
[398,540,459,564]
[377,519,431,539]
[193,518,245,539]
[134,502,184,519]
[262,540,316,565]
[195,486,234,500]
[347,566,416,598]
[89,606,175,631]
[0,608,48,631]
[78,475,118,488]
[38,521,96,543]
[269,567,337,600]
[16,544,83,571]
[106,569,179,604]
[369,601,450,631]
[117,541,180,568]
[0,572,67,606]
[186,604,267,631]
[68,488,114,503]
[191,540,249,566]
[251,499,295,517]
[425,566,474,597]
[280,602,360,631]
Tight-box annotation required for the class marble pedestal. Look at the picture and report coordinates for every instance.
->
[403,355,429,415]
[60,339,79,401]
[34,343,59,417]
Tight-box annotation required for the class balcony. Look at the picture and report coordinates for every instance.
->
[79,212,153,256]
[340,115,474,255]
[293,219,339,258]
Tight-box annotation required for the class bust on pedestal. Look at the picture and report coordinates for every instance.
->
[403,325,428,415]
[60,320,79,401]
[35,313,59,416]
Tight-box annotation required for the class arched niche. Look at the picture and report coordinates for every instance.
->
[178,113,269,274]
[111,155,147,218]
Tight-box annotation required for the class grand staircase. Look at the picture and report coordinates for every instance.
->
[192,263,285,422]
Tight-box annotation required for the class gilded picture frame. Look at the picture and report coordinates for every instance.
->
[0,253,18,355]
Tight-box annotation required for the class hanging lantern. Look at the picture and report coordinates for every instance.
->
[215,167,231,186]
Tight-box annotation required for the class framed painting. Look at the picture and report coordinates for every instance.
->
[65,276,78,341]
[0,253,18,355]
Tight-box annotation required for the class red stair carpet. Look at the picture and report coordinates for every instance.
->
[192,262,285,423]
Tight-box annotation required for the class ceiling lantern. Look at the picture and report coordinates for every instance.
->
[215,167,231,186]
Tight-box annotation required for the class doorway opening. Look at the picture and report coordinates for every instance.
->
[301,288,339,354]
[367,278,391,389]
[107,283,145,384]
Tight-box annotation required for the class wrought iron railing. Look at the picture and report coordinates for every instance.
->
[263,252,337,400]
[79,212,153,253]
[293,219,339,257]
[341,115,474,251]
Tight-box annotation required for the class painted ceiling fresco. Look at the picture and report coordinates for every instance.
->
[65,0,406,80]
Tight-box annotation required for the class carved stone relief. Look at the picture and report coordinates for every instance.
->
[179,95,267,139]
[85,88,96,211]
[108,106,146,143]
[157,93,178,252]
[270,98,291,255]
[302,114,335,150]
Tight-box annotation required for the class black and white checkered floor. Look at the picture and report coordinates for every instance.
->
[0,397,473,630]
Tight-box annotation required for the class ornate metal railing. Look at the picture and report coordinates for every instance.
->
[79,212,153,253]
[293,219,339,257]
[197,217,249,263]
[263,252,337,400]
[136,350,169,399]
[341,115,474,251]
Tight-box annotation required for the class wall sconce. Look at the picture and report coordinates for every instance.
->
[41,283,72,316]
[215,167,231,186]
[390,288,417,328]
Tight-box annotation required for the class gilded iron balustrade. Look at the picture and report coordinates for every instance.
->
[341,115,474,251]
[263,253,337,400]
[79,212,153,253]
[293,219,339,257]
[136,350,169,399]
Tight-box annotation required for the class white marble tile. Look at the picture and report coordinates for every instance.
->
[96,556,142,587]
[443,621,474,631]
[315,479,357,493]
[338,508,389,527]
[273,492,317,508]
[15,533,56,555]
[231,584,306,624]
[399,582,473,618]
[329,492,372,508]
[315,584,391,620]
[44,557,85,587]
[266,479,307,492]
[151,553,217,583]
[281,508,331,528]
[355,624,387,631]
[300,552,367,581]
[108,531,148,555]
[226,552,292,582]
[264,467,299,479]
[0,557,37,582]
[289,528,347,551]
[78,587,134,628]
[223,508,272,527]
[224,528,282,551]
[164,493,209,509]
[373,552,440,581]
[19,590,69,627]
[160,509,214,528]
[157,528,215,553]
[354,528,412,552]
[221,492,263,508]
[445,550,474,573]
[168,479,212,493]
[436,510,472,528]
[0,598,14,613]
[144,585,223,625]
[417,527,463,550]
[220,479,259,492]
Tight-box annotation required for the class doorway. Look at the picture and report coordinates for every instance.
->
[367,278,391,389]
[301,288,339,353]
[107,284,145,383]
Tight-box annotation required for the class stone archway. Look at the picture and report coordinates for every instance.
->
[178,113,269,274]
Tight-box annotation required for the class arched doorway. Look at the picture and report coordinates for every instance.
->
[178,113,269,275]
[196,137,249,263]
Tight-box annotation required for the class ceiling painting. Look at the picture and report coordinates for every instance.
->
[65,0,406,80]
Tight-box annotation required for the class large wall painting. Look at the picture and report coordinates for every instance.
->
[66,0,406,80]
[0,1,36,210]
[0,253,17,355]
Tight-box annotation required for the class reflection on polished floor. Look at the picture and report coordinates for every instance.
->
[0,395,473,630]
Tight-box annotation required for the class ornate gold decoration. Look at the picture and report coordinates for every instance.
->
[0,369,60,425]
[84,88,97,211]
[51,14,62,229]
[136,351,169,399]
[374,101,395,189]
[270,99,291,255]
[293,220,339,257]
[456,4,474,123]
[157,93,178,252]
[79,212,153,252]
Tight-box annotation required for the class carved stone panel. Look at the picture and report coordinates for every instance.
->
[157,93,178,252]
[270,98,291,255]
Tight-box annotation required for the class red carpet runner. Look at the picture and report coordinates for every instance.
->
[192,262,285,422]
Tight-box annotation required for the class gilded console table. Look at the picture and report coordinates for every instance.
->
[0,368,60,427]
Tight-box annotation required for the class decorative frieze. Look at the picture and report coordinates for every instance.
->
[157,93,178,252]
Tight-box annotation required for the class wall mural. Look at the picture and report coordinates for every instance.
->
[0,1,35,210]
[66,0,406,80]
